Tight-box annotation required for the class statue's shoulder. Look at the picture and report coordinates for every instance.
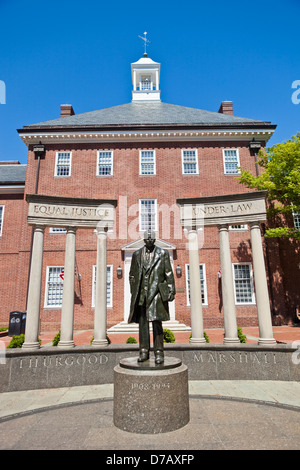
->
[133,247,143,258]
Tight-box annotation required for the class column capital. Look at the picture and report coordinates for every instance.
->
[34,224,46,233]
[249,221,261,230]
[66,226,77,233]
[218,224,228,232]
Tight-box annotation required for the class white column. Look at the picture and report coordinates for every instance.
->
[92,228,108,346]
[250,222,276,344]
[218,225,239,344]
[23,225,45,350]
[58,227,77,348]
[155,70,159,90]
[133,70,137,91]
[188,229,206,344]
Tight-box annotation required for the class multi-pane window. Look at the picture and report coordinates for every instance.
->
[140,150,156,175]
[186,264,207,305]
[233,263,255,304]
[97,151,113,176]
[140,75,152,90]
[229,224,248,231]
[49,227,67,234]
[92,265,113,308]
[182,149,199,175]
[139,199,157,232]
[0,205,4,237]
[55,152,71,176]
[45,266,64,307]
[223,149,240,174]
[293,211,300,231]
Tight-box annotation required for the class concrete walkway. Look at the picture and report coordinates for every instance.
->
[1,380,300,420]
[0,380,300,450]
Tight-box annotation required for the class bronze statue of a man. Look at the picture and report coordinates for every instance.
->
[128,231,176,364]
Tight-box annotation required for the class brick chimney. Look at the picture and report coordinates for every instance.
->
[60,104,75,118]
[218,101,233,115]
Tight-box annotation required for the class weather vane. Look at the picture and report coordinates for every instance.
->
[138,31,150,57]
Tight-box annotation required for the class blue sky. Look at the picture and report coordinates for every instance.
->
[0,0,299,164]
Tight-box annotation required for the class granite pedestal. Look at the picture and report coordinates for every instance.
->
[113,356,190,434]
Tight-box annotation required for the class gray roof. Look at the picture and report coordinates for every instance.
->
[23,101,271,129]
[0,164,27,184]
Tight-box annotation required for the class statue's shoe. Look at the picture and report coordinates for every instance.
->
[138,350,149,362]
[155,351,164,365]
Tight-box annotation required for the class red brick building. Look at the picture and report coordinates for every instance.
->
[0,54,299,334]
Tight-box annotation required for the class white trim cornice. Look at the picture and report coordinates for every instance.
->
[18,128,275,146]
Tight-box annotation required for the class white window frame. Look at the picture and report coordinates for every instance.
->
[92,265,113,308]
[140,75,152,91]
[44,266,64,308]
[54,151,72,177]
[223,148,241,175]
[292,210,300,231]
[229,224,248,231]
[139,198,158,233]
[181,149,199,175]
[97,151,113,177]
[0,205,4,237]
[49,227,67,234]
[185,263,208,306]
[139,150,156,176]
[232,262,255,305]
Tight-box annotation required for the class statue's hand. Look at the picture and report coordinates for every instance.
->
[169,293,175,302]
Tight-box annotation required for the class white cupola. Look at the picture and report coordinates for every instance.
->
[131,55,161,102]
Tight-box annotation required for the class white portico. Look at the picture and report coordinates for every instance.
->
[22,194,117,350]
[177,191,276,345]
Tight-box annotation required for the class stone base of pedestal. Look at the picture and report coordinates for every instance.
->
[113,357,190,434]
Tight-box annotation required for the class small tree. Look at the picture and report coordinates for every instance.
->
[239,133,300,240]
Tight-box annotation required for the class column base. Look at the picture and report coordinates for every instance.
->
[258,337,277,345]
[224,337,240,345]
[22,341,40,350]
[190,337,207,344]
[92,339,108,347]
[57,340,75,348]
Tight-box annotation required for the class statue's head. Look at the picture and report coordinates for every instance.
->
[143,230,156,250]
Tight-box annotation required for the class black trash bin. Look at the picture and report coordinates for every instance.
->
[8,311,26,337]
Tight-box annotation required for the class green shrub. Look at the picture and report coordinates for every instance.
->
[52,331,60,346]
[126,336,138,344]
[7,334,25,348]
[7,334,42,348]
[237,327,247,343]
[203,331,210,343]
[163,328,175,343]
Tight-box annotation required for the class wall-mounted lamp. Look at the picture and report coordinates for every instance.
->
[117,266,123,278]
[248,138,262,153]
[77,273,82,282]
[176,265,182,277]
